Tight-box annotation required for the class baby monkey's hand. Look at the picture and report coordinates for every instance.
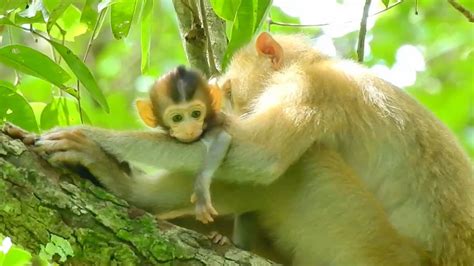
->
[190,189,218,224]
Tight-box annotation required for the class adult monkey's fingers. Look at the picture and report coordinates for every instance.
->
[34,139,83,153]
[48,150,94,167]
[2,122,37,145]
[40,129,86,143]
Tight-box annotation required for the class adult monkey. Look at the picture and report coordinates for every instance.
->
[15,32,473,265]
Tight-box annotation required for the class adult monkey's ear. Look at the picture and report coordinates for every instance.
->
[135,99,158,127]
[255,32,283,70]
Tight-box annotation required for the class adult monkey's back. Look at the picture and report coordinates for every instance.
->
[32,33,473,265]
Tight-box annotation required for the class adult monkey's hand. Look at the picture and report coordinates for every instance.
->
[3,123,104,169]
[2,122,37,145]
[2,123,133,197]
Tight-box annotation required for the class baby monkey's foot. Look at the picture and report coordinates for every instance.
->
[208,231,230,246]
[190,193,218,224]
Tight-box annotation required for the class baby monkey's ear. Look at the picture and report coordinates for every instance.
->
[208,84,223,113]
[135,99,158,127]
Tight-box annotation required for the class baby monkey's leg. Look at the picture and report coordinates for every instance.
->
[191,128,232,224]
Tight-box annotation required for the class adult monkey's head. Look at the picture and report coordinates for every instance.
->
[220,32,326,115]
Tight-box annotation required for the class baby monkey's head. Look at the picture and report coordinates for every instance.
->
[136,66,222,143]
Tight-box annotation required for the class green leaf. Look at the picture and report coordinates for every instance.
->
[51,235,74,259]
[381,0,390,8]
[0,15,15,25]
[38,235,73,262]
[54,5,88,41]
[48,41,109,112]
[0,86,39,132]
[2,247,32,266]
[40,97,89,130]
[13,13,44,24]
[222,1,254,67]
[0,45,71,91]
[222,0,271,67]
[44,0,72,33]
[17,0,48,21]
[140,0,153,74]
[253,0,271,32]
[98,0,116,12]
[43,0,61,10]
[110,0,137,39]
[0,80,15,91]
[81,0,99,30]
[210,0,241,21]
[0,0,28,15]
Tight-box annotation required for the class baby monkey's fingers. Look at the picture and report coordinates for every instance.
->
[192,190,218,223]
[206,202,218,216]
[196,204,218,224]
[190,193,197,204]
[195,203,215,224]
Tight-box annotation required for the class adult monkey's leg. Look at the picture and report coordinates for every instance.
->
[261,145,429,266]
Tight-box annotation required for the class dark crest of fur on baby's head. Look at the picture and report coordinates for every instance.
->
[169,65,205,103]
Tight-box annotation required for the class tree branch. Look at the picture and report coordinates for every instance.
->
[198,0,218,75]
[448,0,474,22]
[199,0,227,75]
[172,0,210,75]
[357,0,372,62]
[0,130,275,265]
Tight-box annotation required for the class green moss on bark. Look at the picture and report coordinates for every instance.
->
[0,134,274,265]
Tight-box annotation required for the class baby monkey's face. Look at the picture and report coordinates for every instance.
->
[163,100,207,143]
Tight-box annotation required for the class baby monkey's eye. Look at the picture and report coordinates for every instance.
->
[172,114,183,123]
[191,110,201,118]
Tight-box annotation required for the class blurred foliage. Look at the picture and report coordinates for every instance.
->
[1,236,36,266]
[0,0,472,159]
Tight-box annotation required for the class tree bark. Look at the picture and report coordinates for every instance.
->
[172,0,227,76]
[0,131,274,265]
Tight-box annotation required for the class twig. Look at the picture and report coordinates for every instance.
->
[448,0,474,22]
[198,0,218,75]
[18,26,49,42]
[76,8,108,123]
[267,13,272,32]
[269,0,403,28]
[50,23,66,65]
[7,27,21,85]
[357,0,372,62]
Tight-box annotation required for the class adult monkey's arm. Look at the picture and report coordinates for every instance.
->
[26,125,265,216]
[38,124,283,184]
[33,34,322,188]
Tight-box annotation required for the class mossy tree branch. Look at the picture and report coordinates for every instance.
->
[0,131,274,265]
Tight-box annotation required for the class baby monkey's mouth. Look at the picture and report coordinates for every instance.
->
[175,134,202,143]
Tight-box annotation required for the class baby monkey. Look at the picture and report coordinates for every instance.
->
[136,66,231,224]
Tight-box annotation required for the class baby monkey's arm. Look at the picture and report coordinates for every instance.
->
[191,127,232,224]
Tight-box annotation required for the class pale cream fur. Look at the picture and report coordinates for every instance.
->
[38,33,473,265]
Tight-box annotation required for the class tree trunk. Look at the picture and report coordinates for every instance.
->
[0,132,275,265]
